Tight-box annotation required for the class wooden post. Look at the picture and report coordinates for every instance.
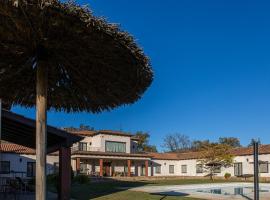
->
[253,140,259,200]
[0,99,2,164]
[36,63,48,200]
[127,160,131,177]
[76,157,80,175]
[99,159,103,176]
[145,160,148,177]
[59,146,71,200]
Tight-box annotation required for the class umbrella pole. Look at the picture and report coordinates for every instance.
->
[36,62,48,200]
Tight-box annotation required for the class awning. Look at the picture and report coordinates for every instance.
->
[1,109,82,153]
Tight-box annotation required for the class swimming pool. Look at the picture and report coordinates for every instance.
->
[196,186,270,196]
[131,182,270,200]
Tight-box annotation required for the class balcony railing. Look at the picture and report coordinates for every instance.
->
[71,146,101,152]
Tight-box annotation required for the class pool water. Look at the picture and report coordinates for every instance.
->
[196,186,270,196]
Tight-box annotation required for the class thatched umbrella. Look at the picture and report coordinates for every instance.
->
[0,1,153,199]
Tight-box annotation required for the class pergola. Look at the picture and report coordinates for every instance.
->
[0,109,82,199]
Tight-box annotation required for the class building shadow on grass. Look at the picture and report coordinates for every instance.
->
[70,177,158,200]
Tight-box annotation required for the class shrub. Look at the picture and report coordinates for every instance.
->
[224,172,231,180]
[73,175,90,184]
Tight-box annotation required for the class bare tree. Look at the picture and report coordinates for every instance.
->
[163,133,191,152]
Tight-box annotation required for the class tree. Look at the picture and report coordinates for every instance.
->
[198,143,234,180]
[219,137,241,147]
[163,133,191,152]
[64,124,95,132]
[134,131,157,152]
[191,140,212,150]
[248,138,261,147]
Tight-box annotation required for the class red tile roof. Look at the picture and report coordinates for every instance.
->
[1,142,270,160]
[72,151,152,158]
[230,145,270,156]
[149,145,270,160]
[0,143,58,155]
[70,130,133,137]
[0,143,35,154]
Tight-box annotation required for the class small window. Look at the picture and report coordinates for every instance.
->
[155,165,161,174]
[196,164,203,173]
[27,162,36,177]
[0,161,10,174]
[169,165,174,174]
[79,142,87,151]
[259,162,269,173]
[181,165,187,173]
[214,166,221,173]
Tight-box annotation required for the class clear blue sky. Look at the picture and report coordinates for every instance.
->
[13,0,270,151]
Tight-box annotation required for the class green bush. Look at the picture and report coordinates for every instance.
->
[73,174,90,184]
[224,172,231,180]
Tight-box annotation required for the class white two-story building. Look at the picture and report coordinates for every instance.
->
[70,130,152,177]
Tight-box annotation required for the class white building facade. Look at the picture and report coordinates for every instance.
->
[0,130,269,178]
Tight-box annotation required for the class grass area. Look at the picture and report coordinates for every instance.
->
[69,178,240,200]
[87,190,203,200]
[48,177,269,199]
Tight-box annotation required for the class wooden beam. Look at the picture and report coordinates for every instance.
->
[99,159,103,177]
[76,157,80,175]
[36,62,48,200]
[59,146,71,200]
[145,160,148,177]
[127,159,131,177]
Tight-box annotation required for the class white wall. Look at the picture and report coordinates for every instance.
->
[72,134,132,153]
[2,152,270,178]
[151,154,270,177]
[1,153,59,178]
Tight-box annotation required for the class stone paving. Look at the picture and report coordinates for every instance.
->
[130,182,270,200]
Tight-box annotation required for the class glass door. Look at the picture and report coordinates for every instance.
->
[234,162,243,176]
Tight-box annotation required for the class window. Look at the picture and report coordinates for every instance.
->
[181,165,187,173]
[80,163,88,174]
[141,165,145,176]
[234,162,243,176]
[196,164,203,173]
[259,162,269,173]
[0,161,10,174]
[105,141,126,153]
[79,142,87,151]
[155,165,161,174]
[53,162,59,174]
[27,162,36,177]
[213,166,221,173]
[169,165,174,174]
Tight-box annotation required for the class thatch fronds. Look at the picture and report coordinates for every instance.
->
[0,0,153,113]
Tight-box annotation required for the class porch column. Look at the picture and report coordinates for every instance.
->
[59,146,71,200]
[76,157,80,175]
[145,160,148,177]
[127,159,131,177]
[99,159,103,176]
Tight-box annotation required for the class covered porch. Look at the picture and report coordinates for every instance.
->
[72,153,153,177]
[0,110,82,199]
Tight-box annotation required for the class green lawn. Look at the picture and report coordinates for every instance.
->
[69,178,241,200]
